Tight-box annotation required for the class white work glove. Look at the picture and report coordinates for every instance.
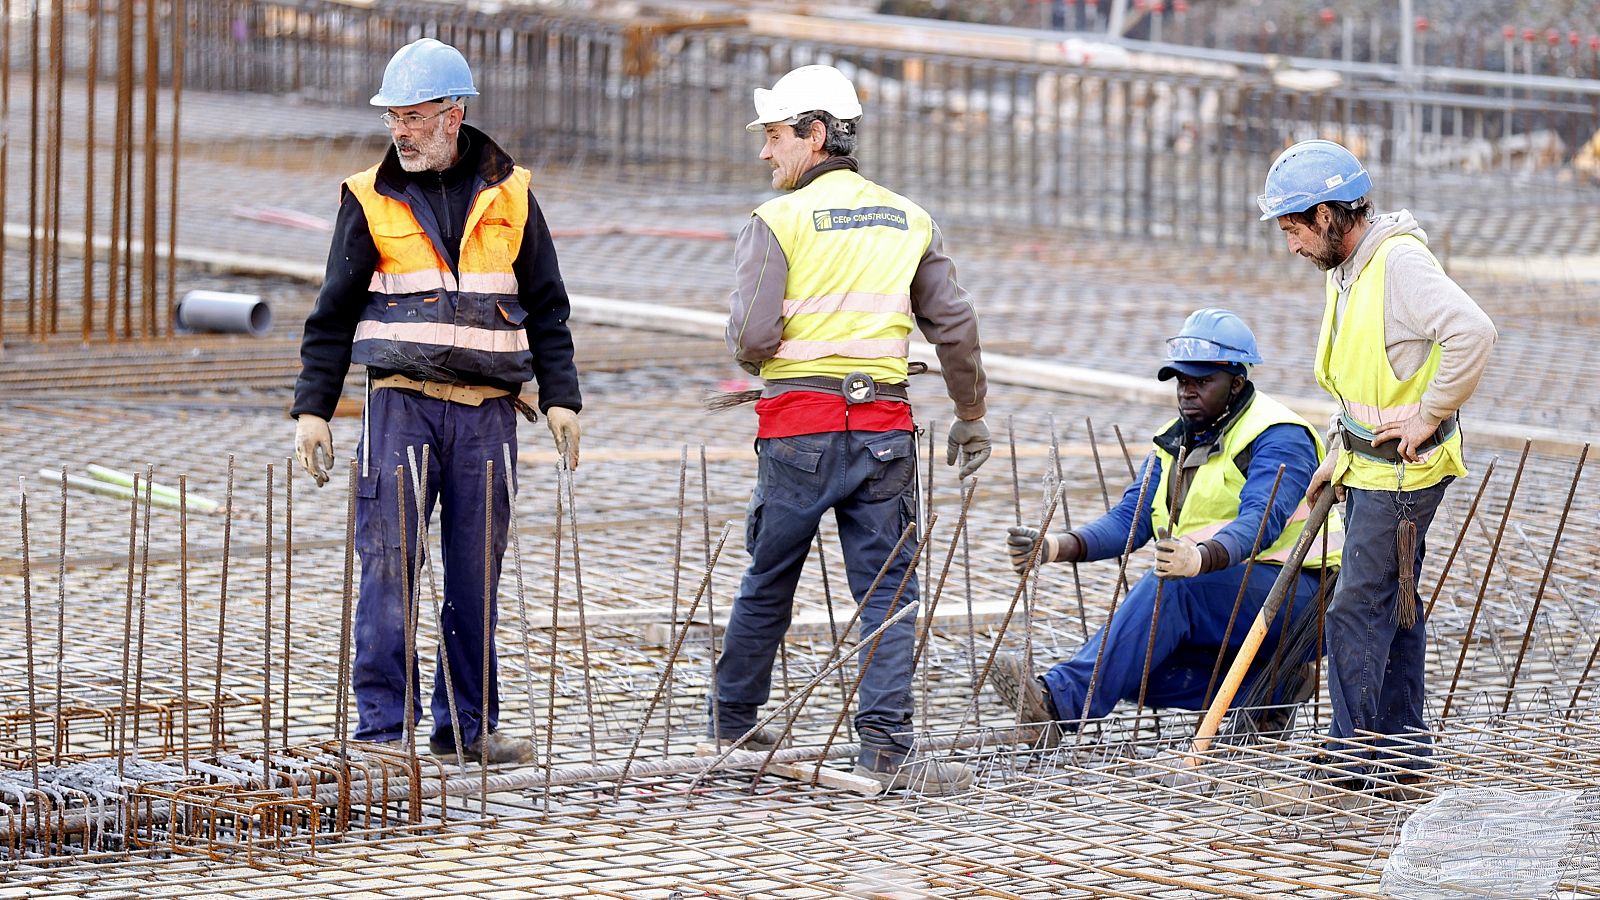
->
[1005,526,1059,574]
[946,416,992,480]
[546,407,581,470]
[1306,452,1344,506]
[294,414,333,488]
[1154,534,1203,579]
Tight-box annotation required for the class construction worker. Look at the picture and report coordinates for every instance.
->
[991,309,1342,738]
[1259,140,1495,799]
[291,38,581,764]
[716,65,991,794]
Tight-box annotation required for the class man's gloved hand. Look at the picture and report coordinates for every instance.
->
[1154,534,1203,579]
[946,416,992,480]
[1306,452,1344,506]
[294,414,333,488]
[1006,525,1065,574]
[546,407,581,470]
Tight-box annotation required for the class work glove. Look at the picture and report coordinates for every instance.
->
[294,414,333,488]
[1306,452,1344,506]
[946,416,992,480]
[1154,534,1203,579]
[546,407,581,470]
[1005,526,1056,574]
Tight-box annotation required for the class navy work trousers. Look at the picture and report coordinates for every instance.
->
[1041,563,1326,723]
[1325,480,1451,773]
[713,429,920,762]
[352,388,515,746]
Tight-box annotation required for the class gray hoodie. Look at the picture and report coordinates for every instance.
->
[1328,209,1497,430]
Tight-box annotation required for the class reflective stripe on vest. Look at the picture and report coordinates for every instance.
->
[754,170,931,384]
[1314,232,1466,491]
[1150,392,1343,569]
[345,164,535,385]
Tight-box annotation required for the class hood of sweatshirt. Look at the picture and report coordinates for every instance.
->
[1330,209,1426,292]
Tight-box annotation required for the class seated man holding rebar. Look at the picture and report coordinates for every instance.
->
[991,309,1341,740]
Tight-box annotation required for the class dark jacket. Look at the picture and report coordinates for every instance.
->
[292,124,581,420]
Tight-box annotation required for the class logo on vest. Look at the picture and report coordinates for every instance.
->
[811,206,910,232]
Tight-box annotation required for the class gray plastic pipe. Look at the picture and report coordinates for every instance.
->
[175,289,272,337]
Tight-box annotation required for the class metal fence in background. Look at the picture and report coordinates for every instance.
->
[9,0,1600,268]
[173,0,1600,249]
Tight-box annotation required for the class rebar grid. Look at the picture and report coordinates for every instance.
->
[0,358,1590,897]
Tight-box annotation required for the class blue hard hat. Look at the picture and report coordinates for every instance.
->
[1158,308,1262,381]
[1256,139,1371,221]
[371,38,479,107]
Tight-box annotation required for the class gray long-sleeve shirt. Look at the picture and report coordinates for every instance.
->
[1328,210,1497,429]
[725,202,987,421]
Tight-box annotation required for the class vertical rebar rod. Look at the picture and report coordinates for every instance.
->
[1501,444,1588,714]
[396,464,416,756]
[1132,447,1188,735]
[141,0,160,334]
[47,0,66,335]
[408,445,465,770]
[542,464,564,818]
[664,446,688,755]
[1077,455,1157,733]
[1423,457,1499,620]
[561,461,598,764]
[1112,424,1137,480]
[815,532,853,708]
[700,444,720,742]
[130,467,153,750]
[1443,440,1530,719]
[116,473,139,778]
[810,513,936,787]
[0,0,10,344]
[83,0,100,341]
[336,460,356,753]
[911,482,978,675]
[53,469,66,763]
[167,0,185,325]
[179,475,190,770]
[335,460,356,830]
[482,459,493,815]
[282,462,293,749]
[502,443,540,762]
[110,0,132,336]
[19,479,41,794]
[261,464,274,786]
[211,455,234,752]
[617,523,733,797]
[27,0,40,334]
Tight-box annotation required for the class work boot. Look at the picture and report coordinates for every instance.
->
[852,753,974,796]
[1241,661,1318,738]
[428,731,537,766]
[1253,764,1374,816]
[702,725,784,754]
[988,652,1061,746]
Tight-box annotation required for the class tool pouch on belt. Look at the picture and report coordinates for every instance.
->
[1338,412,1458,464]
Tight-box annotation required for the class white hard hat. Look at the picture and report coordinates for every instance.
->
[746,65,863,133]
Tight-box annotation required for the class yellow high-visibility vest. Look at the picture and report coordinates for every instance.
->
[1314,233,1466,491]
[346,164,534,384]
[1150,392,1343,569]
[753,169,932,384]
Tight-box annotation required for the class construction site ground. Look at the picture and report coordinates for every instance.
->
[3,80,1600,898]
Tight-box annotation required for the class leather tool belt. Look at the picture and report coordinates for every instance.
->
[372,374,510,407]
[1340,411,1458,464]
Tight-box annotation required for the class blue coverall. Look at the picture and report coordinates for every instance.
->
[1040,422,1330,724]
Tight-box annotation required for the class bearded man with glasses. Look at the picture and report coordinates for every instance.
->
[292,38,582,765]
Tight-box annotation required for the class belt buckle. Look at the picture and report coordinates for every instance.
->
[841,372,877,405]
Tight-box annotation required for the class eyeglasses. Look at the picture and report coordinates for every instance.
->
[379,105,455,130]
